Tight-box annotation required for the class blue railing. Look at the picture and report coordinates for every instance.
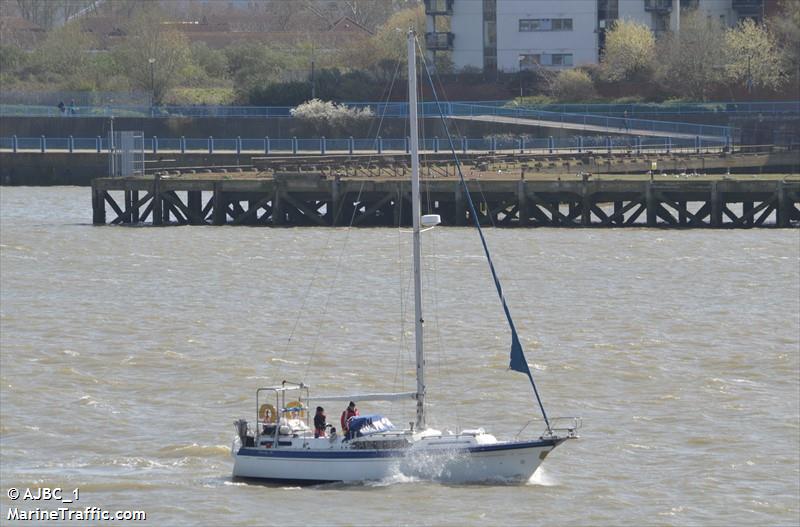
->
[447,103,733,138]
[2,100,797,119]
[1,134,731,156]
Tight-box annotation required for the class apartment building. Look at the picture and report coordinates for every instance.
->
[425,0,776,73]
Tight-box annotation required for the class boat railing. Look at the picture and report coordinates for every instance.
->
[544,417,582,439]
[515,416,581,440]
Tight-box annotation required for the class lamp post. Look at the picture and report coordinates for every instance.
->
[148,57,156,109]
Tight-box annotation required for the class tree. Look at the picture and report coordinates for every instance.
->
[601,19,656,82]
[15,0,98,29]
[769,0,800,85]
[32,22,96,78]
[111,10,192,104]
[550,69,598,102]
[656,11,726,100]
[372,5,425,64]
[724,18,786,93]
[224,43,294,98]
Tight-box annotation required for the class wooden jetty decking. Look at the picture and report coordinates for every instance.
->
[92,172,800,228]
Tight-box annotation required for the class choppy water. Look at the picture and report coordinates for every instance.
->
[1,186,798,526]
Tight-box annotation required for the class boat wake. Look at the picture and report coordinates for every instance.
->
[527,467,559,487]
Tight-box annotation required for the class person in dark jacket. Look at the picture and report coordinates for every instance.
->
[340,401,359,438]
[314,406,327,438]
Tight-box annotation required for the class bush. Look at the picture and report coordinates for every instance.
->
[550,69,598,102]
[506,95,557,107]
[290,99,374,135]
[247,81,311,106]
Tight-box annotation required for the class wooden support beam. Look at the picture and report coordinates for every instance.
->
[518,180,529,226]
[352,192,395,226]
[590,204,609,224]
[281,192,328,226]
[743,201,753,227]
[693,203,711,224]
[581,192,591,226]
[92,181,106,225]
[678,200,687,226]
[393,186,402,227]
[646,184,657,227]
[754,202,776,226]
[140,200,154,223]
[202,198,214,221]
[654,193,705,227]
[231,194,272,226]
[124,190,133,224]
[330,178,341,226]
[212,183,226,226]
[527,203,553,225]
[722,205,738,224]
[187,191,203,225]
[655,204,678,226]
[454,183,466,226]
[710,182,722,228]
[625,203,646,225]
[731,200,771,228]
[603,198,642,226]
[104,192,125,225]
[152,175,163,226]
[229,201,247,220]
[776,182,789,228]
[163,191,202,225]
[272,187,284,226]
[497,204,518,226]
[164,197,188,225]
[613,201,623,225]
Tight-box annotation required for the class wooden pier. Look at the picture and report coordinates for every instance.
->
[92,171,800,228]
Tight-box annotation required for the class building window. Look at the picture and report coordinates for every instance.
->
[519,54,541,69]
[519,53,573,69]
[519,18,573,32]
[551,53,573,66]
[519,53,572,70]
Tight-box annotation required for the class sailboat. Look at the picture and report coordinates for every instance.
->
[231,30,579,484]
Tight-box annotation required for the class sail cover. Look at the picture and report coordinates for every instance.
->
[348,415,395,437]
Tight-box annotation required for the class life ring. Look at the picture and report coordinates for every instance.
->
[259,403,277,423]
[284,401,306,419]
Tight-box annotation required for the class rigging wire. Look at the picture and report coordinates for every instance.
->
[270,193,353,383]
[416,37,552,432]
[413,36,461,432]
[301,180,366,383]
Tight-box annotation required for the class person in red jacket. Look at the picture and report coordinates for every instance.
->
[340,401,359,438]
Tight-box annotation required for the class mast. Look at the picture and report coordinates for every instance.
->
[408,29,425,431]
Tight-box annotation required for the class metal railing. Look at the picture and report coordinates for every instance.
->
[2,100,796,120]
[1,134,733,156]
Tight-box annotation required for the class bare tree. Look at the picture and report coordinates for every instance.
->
[656,11,726,100]
[111,9,192,104]
[15,0,97,28]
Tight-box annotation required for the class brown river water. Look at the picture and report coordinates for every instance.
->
[1,186,798,526]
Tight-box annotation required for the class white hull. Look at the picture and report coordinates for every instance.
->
[232,437,563,484]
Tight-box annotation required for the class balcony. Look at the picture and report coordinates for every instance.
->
[644,0,672,12]
[424,0,454,16]
[425,32,454,50]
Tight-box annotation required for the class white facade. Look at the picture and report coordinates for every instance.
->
[433,0,756,72]
[496,0,599,71]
